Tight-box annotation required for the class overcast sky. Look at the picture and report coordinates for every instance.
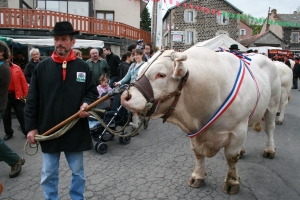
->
[147,0,299,18]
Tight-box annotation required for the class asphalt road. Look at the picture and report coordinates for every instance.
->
[0,89,300,200]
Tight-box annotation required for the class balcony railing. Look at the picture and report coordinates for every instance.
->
[0,8,151,44]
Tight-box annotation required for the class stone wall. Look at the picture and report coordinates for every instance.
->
[0,0,8,7]
[163,0,241,51]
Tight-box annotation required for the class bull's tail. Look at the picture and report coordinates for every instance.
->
[252,121,262,132]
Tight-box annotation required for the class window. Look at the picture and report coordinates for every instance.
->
[97,11,114,21]
[216,11,229,25]
[184,10,196,23]
[186,31,194,44]
[240,29,246,35]
[291,32,299,43]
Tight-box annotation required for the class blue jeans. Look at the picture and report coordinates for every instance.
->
[41,152,86,200]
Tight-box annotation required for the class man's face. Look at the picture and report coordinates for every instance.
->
[103,48,110,56]
[144,45,151,54]
[54,35,75,56]
[31,51,40,61]
[90,50,99,60]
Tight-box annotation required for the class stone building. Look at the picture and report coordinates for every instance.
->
[261,9,300,54]
[162,0,242,51]
[240,30,286,48]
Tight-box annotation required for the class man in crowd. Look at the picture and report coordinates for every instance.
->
[292,57,300,89]
[13,51,26,71]
[103,46,121,88]
[229,44,239,53]
[144,44,151,61]
[24,48,42,84]
[25,21,98,200]
[283,56,291,68]
[86,48,110,85]
[0,40,25,179]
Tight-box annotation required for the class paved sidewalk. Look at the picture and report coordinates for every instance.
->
[1,89,300,200]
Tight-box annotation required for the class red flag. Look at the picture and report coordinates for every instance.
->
[212,9,216,15]
[176,1,180,7]
[206,8,210,14]
[217,10,221,16]
[189,4,193,9]
[164,0,166,2]
[169,0,173,4]
[195,5,199,10]
[201,7,205,12]
[183,3,186,8]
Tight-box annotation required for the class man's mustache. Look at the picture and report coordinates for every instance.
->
[56,46,65,49]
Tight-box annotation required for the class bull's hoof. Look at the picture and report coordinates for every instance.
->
[276,112,280,116]
[239,150,245,159]
[276,121,283,125]
[222,182,240,194]
[187,177,204,188]
[263,151,275,159]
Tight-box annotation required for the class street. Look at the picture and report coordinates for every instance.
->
[1,89,300,200]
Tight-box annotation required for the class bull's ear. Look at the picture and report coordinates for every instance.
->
[172,52,188,79]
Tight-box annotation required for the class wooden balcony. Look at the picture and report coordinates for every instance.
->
[0,8,151,44]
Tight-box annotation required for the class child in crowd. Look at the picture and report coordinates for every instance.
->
[97,74,112,98]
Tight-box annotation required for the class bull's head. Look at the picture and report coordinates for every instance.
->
[121,50,189,120]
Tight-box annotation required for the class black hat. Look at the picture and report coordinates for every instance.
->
[295,57,299,61]
[51,21,79,35]
[229,44,239,50]
[247,49,254,53]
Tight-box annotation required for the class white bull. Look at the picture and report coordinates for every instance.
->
[121,47,281,194]
[274,61,293,124]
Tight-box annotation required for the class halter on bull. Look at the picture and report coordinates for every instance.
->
[121,48,281,195]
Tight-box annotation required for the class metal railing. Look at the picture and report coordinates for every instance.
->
[0,8,151,44]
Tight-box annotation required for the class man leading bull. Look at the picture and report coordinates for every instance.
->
[25,21,98,200]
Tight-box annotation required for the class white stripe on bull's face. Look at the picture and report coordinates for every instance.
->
[121,50,188,119]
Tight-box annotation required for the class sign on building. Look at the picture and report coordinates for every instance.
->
[173,35,182,42]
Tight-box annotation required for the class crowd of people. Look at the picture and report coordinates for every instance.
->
[0,21,158,199]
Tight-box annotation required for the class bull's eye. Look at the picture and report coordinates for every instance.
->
[155,73,166,79]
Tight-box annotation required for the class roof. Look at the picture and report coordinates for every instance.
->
[240,30,285,47]
[163,0,243,20]
[194,34,248,52]
[277,14,300,24]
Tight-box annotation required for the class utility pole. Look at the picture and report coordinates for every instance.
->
[152,0,157,48]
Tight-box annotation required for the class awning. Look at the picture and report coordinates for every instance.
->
[0,36,13,45]
[12,38,104,49]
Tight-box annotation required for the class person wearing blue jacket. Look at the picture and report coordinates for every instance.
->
[114,49,145,128]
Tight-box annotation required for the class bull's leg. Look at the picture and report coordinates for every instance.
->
[222,145,241,195]
[276,88,287,125]
[238,144,245,159]
[187,153,205,188]
[263,109,276,159]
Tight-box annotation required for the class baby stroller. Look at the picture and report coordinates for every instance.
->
[88,93,131,154]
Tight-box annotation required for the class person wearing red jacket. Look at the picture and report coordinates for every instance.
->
[2,61,28,141]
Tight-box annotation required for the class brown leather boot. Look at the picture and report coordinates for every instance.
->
[9,158,25,178]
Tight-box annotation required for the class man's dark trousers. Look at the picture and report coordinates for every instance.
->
[2,93,26,135]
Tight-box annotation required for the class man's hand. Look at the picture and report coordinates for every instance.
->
[27,129,38,144]
[78,102,90,118]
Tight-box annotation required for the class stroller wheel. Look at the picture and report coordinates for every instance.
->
[97,142,108,154]
[119,132,131,144]
[94,141,101,152]
[101,131,114,142]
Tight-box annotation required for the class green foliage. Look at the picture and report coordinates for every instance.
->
[241,13,264,35]
[140,7,151,32]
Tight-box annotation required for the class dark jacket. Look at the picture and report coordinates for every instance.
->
[117,61,130,84]
[24,58,42,84]
[284,60,291,68]
[25,58,98,153]
[106,52,121,77]
[293,63,300,78]
[0,59,10,111]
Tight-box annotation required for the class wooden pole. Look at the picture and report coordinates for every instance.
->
[41,94,110,136]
